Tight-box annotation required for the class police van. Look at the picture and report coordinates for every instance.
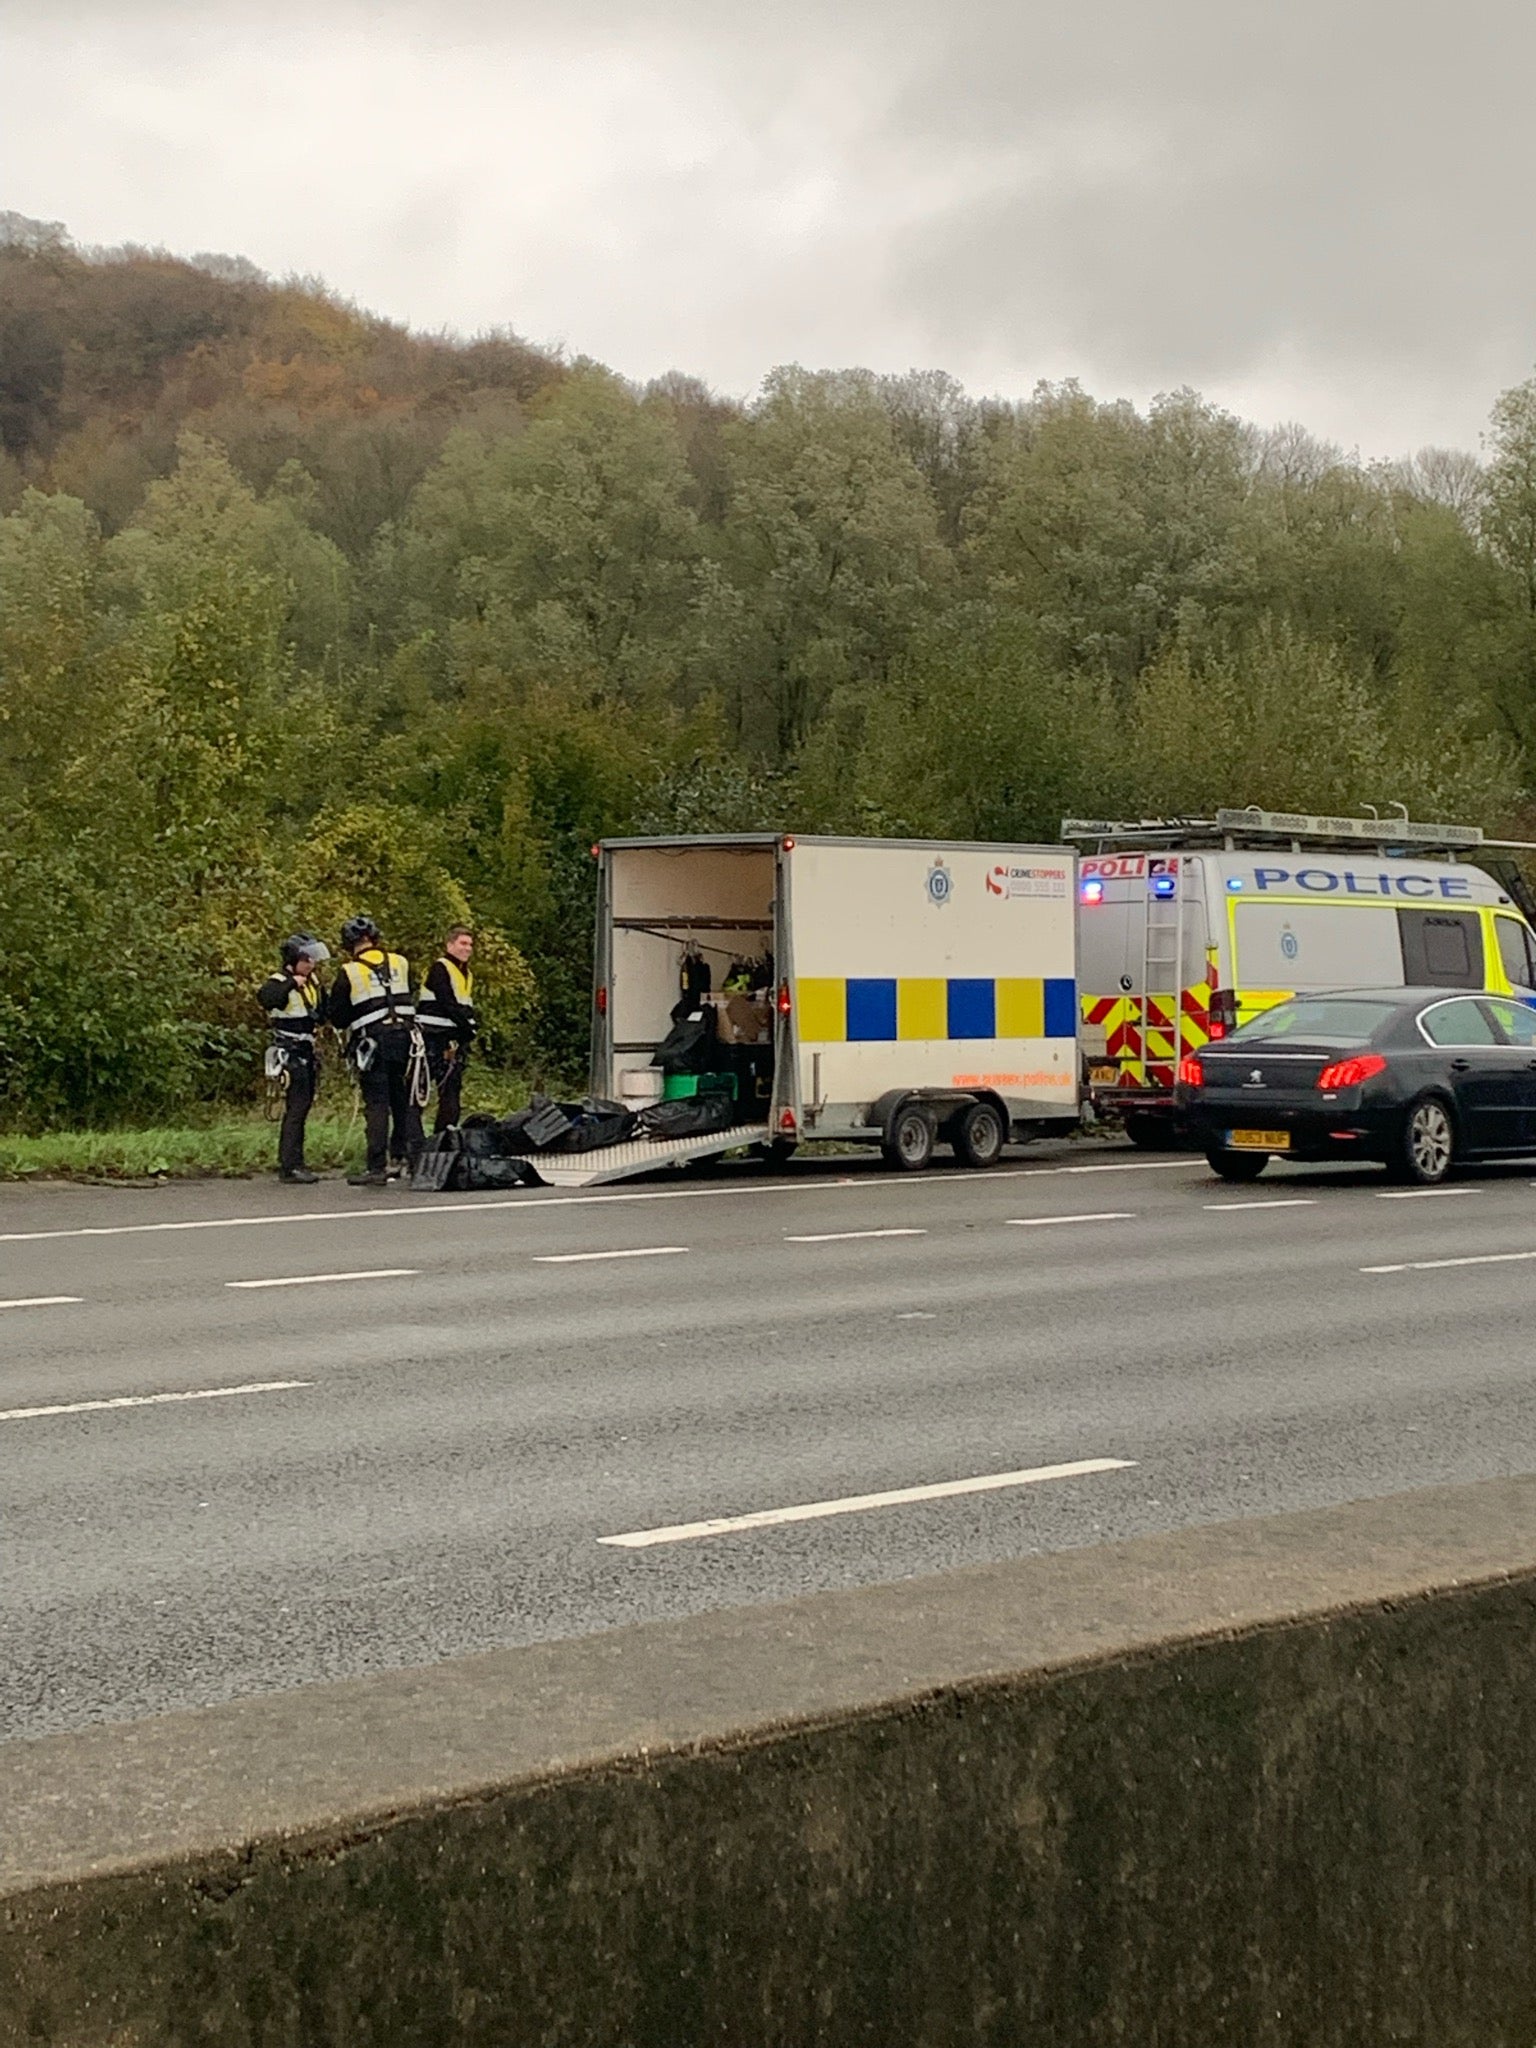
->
[1064,809,1536,1142]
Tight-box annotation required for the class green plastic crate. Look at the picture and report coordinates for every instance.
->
[661,1071,738,1101]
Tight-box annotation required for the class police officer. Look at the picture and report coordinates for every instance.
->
[326,915,425,1188]
[417,925,476,1133]
[256,935,330,1184]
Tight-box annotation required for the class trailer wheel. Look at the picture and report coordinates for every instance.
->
[953,1099,1007,1169]
[752,1137,798,1170]
[882,1105,935,1172]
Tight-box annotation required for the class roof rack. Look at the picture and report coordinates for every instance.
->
[1060,807,1527,857]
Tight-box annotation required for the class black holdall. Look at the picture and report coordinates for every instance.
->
[638,1093,736,1140]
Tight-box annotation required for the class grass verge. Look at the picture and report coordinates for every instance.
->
[0,1072,549,1182]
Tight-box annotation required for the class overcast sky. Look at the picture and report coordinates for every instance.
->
[4,0,1534,456]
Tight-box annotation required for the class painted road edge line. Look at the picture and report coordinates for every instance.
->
[786,1227,928,1243]
[533,1246,689,1265]
[599,1457,1136,1549]
[1363,1248,1536,1275]
[1374,1187,1478,1199]
[0,1159,1188,1245]
[1006,1212,1135,1228]
[226,1269,418,1290]
[0,1295,83,1311]
[0,1380,312,1423]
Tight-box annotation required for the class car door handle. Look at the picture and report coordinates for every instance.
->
[1450,1058,1472,1071]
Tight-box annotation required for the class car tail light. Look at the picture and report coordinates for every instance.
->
[1316,1053,1387,1091]
[1178,1055,1204,1088]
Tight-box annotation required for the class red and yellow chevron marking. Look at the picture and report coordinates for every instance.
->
[1083,959,1218,1090]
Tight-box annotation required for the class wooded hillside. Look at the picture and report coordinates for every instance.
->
[2,214,1532,1126]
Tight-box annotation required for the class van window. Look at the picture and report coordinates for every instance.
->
[1496,916,1536,992]
[1231,901,1403,991]
[1398,909,1482,989]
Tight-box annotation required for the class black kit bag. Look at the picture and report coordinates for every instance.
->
[638,1092,736,1141]
[654,1005,717,1076]
[557,1098,638,1153]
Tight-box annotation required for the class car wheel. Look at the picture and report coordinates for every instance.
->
[1392,1094,1455,1185]
[881,1104,935,1171]
[953,1100,1007,1169]
[1204,1145,1268,1183]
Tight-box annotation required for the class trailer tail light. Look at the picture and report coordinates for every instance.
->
[777,980,792,1017]
[1317,1053,1387,1090]
[778,1108,798,1134]
[1208,988,1237,1040]
[595,986,608,1016]
[1178,1055,1204,1088]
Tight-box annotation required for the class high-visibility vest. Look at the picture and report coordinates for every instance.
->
[269,977,320,1040]
[418,957,476,1033]
[343,950,414,1034]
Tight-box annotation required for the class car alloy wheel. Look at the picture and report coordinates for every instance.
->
[1404,1097,1454,1184]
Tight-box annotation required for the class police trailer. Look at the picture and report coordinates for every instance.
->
[524,834,1081,1188]
[1064,807,1536,1144]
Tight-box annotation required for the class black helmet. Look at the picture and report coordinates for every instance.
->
[281,933,330,970]
[340,914,381,953]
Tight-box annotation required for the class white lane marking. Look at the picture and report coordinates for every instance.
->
[1057,1161,1186,1174]
[896,1311,937,1320]
[1363,1249,1536,1274]
[786,1228,927,1244]
[1374,1187,1478,1200]
[0,1159,1192,1245]
[0,1295,83,1310]
[1203,1199,1316,1212]
[1007,1212,1134,1227]
[600,1457,1135,1548]
[0,1380,311,1423]
[532,1246,689,1265]
[226,1268,417,1290]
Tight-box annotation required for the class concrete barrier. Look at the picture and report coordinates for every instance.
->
[7,1475,1536,2046]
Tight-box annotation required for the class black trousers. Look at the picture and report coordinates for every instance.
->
[277,1048,316,1175]
[426,1037,468,1134]
[359,1057,424,1173]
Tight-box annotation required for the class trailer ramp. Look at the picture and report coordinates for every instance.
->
[527,1123,771,1189]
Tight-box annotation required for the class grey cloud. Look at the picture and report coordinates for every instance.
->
[1,0,1530,452]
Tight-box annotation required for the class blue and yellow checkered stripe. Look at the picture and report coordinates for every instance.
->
[797,977,1076,1042]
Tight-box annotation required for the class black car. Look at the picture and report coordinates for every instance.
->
[1176,987,1536,1185]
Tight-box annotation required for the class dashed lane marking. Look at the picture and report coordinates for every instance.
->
[786,1228,927,1244]
[0,1296,83,1311]
[226,1269,417,1290]
[1203,1199,1317,1212]
[1374,1188,1478,1200]
[1363,1249,1536,1274]
[1006,1212,1135,1228]
[599,1456,1136,1548]
[532,1246,689,1265]
[0,1380,311,1423]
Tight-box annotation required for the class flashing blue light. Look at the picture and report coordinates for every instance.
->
[1151,873,1177,898]
[1226,877,1244,892]
[1080,878,1105,905]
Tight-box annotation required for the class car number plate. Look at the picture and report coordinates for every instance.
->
[1089,1064,1121,1085]
[1229,1129,1290,1151]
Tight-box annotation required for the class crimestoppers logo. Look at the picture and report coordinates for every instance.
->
[986,866,1007,896]
[925,859,954,907]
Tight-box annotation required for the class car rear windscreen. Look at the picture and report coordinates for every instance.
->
[1224,998,1400,1048]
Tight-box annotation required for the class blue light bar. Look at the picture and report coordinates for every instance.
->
[1080,878,1105,905]
[1151,873,1177,898]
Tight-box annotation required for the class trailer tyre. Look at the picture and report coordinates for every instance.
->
[882,1105,935,1172]
[954,1099,1007,1169]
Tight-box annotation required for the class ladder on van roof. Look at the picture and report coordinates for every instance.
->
[1062,807,1507,857]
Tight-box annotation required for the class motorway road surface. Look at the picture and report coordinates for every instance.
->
[5,1139,1536,1743]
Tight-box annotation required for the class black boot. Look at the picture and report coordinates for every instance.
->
[279,1167,320,1185]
